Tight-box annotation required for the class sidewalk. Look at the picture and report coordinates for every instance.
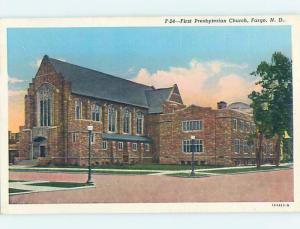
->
[9,163,293,176]
[9,180,95,196]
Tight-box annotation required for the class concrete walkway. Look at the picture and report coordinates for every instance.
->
[9,180,95,196]
[9,163,293,176]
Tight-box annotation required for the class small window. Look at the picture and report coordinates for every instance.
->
[245,122,250,132]
[102,141,108,150]
[145,143,150,151]
[233,139,240,154]
[233,119,237,130]
[182,120,203,131]
[240,120,244,132]
[243,140,248,154]
[132,143,137,151]
[118,142,123,150]
[72,133,78,143]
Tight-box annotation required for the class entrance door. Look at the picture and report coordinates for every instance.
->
[40,146,46,157]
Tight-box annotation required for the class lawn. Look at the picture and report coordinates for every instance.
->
[166,173,210,178]
[207,165,291,174]
[35,163,223,171]
[9,168,158,175]
[30,182,90,188]
[9,188,29,194]
[9,180,28,182]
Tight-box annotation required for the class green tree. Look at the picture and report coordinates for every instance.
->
[249,52,292,167]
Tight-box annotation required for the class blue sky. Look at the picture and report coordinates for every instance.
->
[8,26,291,90]
[7,26,291,131]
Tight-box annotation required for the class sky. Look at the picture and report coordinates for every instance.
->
[7,26,291,132]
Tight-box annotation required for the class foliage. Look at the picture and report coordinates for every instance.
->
[248,52,293,164]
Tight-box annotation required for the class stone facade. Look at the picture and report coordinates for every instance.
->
[18,55,276,166]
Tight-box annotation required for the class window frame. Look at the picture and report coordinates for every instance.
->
[145,143,150,152]
[233,119,237,131]
[132,143,138,151]
[123,108,131,134]
[37,84,54,127]
[240,120,244,132]
[233,139,240,154]
[118,141,124,151]
[182,120,203,132]
[136,112,144,135]
[182,139,204,153]
[243,140,248,154]
[75,100,82,120]
[108,106,117,133]
[102,140,108,150]
[91,104,101,122]
[71,133,78,143]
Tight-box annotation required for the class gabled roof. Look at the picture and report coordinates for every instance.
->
[44,56,175,113]
[48,57,152,108]
[145,87,173,113]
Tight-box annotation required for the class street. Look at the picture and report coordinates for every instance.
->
[9,168,293,203]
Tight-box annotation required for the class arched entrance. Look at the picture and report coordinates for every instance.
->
[32,136,48,159]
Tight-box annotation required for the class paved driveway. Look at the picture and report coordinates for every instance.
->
[9,169,293,203]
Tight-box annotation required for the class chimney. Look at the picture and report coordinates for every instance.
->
[217,101,227,109]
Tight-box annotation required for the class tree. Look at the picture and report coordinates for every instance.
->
[249,52,292,167]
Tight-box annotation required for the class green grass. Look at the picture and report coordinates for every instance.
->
[207,165,291,174]
[35,163,223,171]
[30,181,90,188]
[9,188,29,194]
[166,173,210,178]
[9,168,157,175]
[93,170,156,175]
[9,180,28,182]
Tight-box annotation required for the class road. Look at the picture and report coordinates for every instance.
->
[9,169,293,203]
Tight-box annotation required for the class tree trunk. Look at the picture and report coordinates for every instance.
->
[274,133,281,167]
[256,131,263,168]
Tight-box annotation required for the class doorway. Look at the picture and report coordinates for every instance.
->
[40,145,46,157]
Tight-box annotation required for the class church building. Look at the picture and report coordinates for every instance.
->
[18,55,276,166]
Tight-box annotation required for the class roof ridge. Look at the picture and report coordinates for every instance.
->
[145,87,173,92]
[49,57,152,89]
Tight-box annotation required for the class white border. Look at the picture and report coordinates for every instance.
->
[1,15,299,214]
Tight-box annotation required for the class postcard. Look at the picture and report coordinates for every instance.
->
[0,15,299,214]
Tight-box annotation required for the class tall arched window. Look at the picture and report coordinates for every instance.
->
[91,104,101,121]
[75,100,82,119]
[108,106,117,132]
[136,111,143,135]
[123,108,131,134]
[37,84,54,127]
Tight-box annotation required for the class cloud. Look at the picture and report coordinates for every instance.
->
[8,89,27,97]
[133,59,257,108]
[8,76,26,84]
[127,66,136,74]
